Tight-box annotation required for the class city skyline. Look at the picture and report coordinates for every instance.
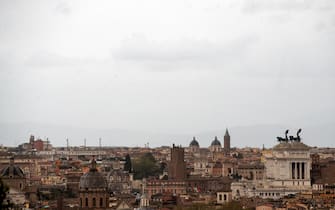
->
[1,122,334,148]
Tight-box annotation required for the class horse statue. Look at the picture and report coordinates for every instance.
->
[277,129,289,142]
[296,128,302,142]
[283,129,302,142]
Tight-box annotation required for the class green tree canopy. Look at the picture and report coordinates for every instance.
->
[124,154,132,173]
[174,201,252,210]
[133,152,160,180]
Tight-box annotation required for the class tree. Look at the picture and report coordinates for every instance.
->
[159,161,167,173]
[133,153,160,180]
[124,154,132,173]
[221,201,249,210]
[174,201,252,210]
[0,178,12,209]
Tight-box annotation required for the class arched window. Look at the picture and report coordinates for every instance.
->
[93,197,96,207]
[85,198,88,207]
[100,197,103,207]
[80,198,82,207]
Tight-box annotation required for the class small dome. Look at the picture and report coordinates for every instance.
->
[79,159,107,190]
[0,157,25,178]
[189,137,199,147]
[211,136,221,146]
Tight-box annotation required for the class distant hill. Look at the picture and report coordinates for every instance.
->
[0,122,334,148]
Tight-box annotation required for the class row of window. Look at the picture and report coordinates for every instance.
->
[148,182,185,186]
[291,162,306,179]
[218,194,228,201]
[80,197,107,207]
[259,192,280,197]
[150,188,180,194]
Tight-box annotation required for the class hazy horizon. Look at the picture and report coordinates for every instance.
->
[1,121,334,149]
[1,1,334,148]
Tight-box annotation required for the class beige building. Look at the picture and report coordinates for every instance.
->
[236,163,264,181]
[232,135,312,200]
[263,141,311,188]
[145,179,186,198]
[216,191,232,204]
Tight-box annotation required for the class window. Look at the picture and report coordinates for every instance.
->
[85,198,88,207]
[93,198,96,207]
[80,198,82,207]
[224,194,227,201]
[100,197,103,207]
[219,194,222,201]
[292,162,295,179]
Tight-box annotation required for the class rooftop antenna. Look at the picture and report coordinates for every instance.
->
[66,138,69,151]
[84,138,86,149]
[46,138,49,150]
[99,137,102,160]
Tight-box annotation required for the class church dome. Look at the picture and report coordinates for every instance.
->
[0,157,25,178]
[79,159,107,190]
[211,136,221,146]
[189,137,199,147]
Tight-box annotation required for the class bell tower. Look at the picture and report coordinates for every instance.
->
[224,128,230,153]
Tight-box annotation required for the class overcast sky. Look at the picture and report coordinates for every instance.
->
[0,0,334,146]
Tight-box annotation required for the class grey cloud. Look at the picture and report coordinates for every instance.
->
[25,52,98,68]
[314,22,327,32]
[0,52,18,73]
[242,0,335,14]
[54,1,72,15]
[111,35,260,71]
[332,15,335,27]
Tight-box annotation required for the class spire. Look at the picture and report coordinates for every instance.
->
[225,128,230,137]
[214,136,218,141]
[193,136,196,141]
[90,156,98,172]
[10,156,14,166]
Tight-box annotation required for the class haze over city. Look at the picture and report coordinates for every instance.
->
[1,0,335,147]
